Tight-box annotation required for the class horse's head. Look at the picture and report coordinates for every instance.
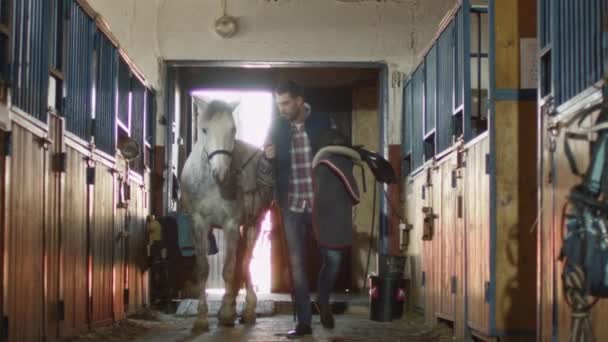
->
[194,97,238,184]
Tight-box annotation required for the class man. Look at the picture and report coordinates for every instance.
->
[264,81,340,338]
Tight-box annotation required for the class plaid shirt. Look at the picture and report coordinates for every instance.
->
[288,121,314,213]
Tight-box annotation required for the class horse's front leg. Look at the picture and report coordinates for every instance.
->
[241,224,262,324]
[191,214,210,334]
[218,219,240,326]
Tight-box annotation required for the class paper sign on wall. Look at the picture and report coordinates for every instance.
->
[520,38,538,89]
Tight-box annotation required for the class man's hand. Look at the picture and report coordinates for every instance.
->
[264,144,276,159]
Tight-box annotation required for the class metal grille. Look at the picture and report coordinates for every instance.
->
[94,32,117,155]
[117,57,130,129]
[403,82,412,156]
[131,78,145,174]
[539,0,551,48]
[425,46,437,136]
[453,9,464,110]
[436,22,455,152]
[64,1,94,140]
[146,88,155,145]
[0,0,10,93]
[411,66,425,170]
[11,0,51,122]
[544,0,604,105]
[49,0,68,71]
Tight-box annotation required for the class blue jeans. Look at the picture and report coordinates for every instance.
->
[282,210,343,326]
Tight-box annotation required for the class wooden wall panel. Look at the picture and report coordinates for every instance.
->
[114,206,127,320]
[61,146,89,336]
[465,136,490,334]
[91,166,115,325]
[539,110,608,341]
[6,123,46,341]
[454,151,466,340]
[127,181,148,313]
[494,100,537,334]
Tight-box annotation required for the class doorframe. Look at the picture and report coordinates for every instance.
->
[162,60,391,255]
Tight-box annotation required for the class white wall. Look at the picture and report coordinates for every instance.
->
[88,0,457,144]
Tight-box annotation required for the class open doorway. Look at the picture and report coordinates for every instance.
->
[163,63,385,297]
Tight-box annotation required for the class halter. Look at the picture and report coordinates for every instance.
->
[206,149,233,161]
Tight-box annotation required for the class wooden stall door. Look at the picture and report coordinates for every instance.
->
[61,145,90,336]
[90,165,115,326]
[438,156,457,321]
[114,205,127,320]
[127,180,148,313]
[464,137,490,334]
[6,122,47,341]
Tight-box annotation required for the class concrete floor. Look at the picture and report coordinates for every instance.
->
[130,312,453,342]
[69,294,453,342]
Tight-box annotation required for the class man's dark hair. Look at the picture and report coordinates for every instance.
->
[274,80,304,98]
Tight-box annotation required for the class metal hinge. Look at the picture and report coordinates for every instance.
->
[1,315,8,341]
[421,272,426,287]
[124,289,130,306]
[53,152,67,173]
[58,300,65,321]
[451,170,457,188]
[421,185,426,200]
[484,281,491,302]
[485,154,490,175]
[3,132,11,157]
[451,276,457,294]
[458,196,463,218]
[86,166,95,185]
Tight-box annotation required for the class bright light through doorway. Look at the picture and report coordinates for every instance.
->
[191,89,274,294]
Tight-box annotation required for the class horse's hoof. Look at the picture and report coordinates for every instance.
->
[240,310,257,325]
[191,319,210,334]
[218,305,237,327]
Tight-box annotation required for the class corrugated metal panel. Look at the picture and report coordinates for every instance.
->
[425,46,437,135]
[7,123,46,341]
[62,145,89,336]
[411,66,425,170]
[551,0,603,105]
[94,32,118,155]
[402,82,412,155]
[91,166,115,325]
[11,0,51,122]
[117,58,131,129]
[64,1,94,140]
[131,79,146,174]
[437,23,455,152]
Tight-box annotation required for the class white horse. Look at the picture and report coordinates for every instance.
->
[179,98,273,333]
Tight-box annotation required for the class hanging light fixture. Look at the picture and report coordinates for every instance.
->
[214,0,238,38]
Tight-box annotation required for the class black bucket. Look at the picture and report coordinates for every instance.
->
[369,275,407,322]
[378,254,406,278]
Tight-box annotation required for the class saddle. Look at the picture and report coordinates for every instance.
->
[221,140,274,226]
